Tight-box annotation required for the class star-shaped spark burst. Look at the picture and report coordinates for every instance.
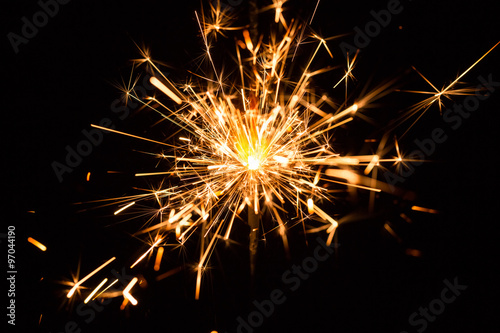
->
[64,1,498,307]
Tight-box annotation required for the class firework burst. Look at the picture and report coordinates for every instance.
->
[65,0,498,307]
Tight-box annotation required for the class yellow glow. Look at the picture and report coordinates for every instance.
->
[307,198,314,214]
[247,155,260,170]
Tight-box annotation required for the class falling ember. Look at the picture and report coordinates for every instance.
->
[86,172,91,181]
[27,237,47,251]
[154,247,164,271]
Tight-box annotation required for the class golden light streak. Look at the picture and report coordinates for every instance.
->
[400,213,413,224]
[67,257,116,298]
[154,247,164,271]
[364,155,379,175]
[91,124,176,148]
[313,204,338,228]
[156,266,183,281]
[120,298,129,310]
[84,278,108,304]
[93,279,119,300]
[123,277,139,306]
[114,201,135,215]
[135,171,174,177]
[150,76,183,104]
[86,172,91,181]
[411,205,439,214]
[27,237,47,251]
[384,223,402,243]
[130,238,163,269]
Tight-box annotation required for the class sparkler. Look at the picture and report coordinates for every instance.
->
[65,0,498,308]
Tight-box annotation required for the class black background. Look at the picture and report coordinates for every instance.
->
[3,0,499,332]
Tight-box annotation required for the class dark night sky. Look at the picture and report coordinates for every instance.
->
[3,1,500,332]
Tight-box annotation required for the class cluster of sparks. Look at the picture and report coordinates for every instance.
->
[55,0,498,311]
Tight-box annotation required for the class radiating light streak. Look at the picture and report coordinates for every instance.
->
[114,202,135,215]
[135,171,174,177]
[150,77,183,104]
[156,266,183,281]
[84,278,108,304]
[130,238,163,269]
[91,124,176,148]
[67,257,116,298]
[93,279,119,300]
